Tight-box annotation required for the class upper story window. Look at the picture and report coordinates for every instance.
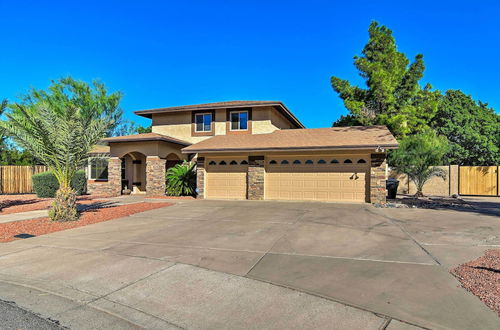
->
[195,113,212,132]
[88,158,108,180]
[230,111,248,130]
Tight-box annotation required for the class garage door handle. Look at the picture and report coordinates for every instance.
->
[351,173,359,180]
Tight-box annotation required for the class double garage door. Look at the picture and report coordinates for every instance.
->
[205,156,369,202]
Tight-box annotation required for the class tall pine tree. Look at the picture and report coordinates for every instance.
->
[331,21,439,138]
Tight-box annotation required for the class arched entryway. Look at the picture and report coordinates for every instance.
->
[121,151,147,194]
[165,153,182,171]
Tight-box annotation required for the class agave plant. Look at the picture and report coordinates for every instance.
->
[0,77,121,221]
[166,162,196,196]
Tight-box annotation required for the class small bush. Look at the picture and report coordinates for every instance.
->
[32,171,59,197]
[33,170,87,198]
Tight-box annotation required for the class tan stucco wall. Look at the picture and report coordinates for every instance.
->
[151,112,200,143]
[270,107,296,129]
[214,109,226,135]
[151,107,295,143]
[390,166,451,196]
[109,141,186,160]
[449,165,459,196]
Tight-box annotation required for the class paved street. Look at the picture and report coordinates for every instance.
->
[0,299,61,330]
[0,198,498,329]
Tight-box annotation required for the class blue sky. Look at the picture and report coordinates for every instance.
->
[1,1,498,128]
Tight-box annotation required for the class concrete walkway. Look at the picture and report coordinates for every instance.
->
[0,199,498,329]
[0,209,48,224]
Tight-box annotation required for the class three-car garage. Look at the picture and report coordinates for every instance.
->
[203,154,370,203]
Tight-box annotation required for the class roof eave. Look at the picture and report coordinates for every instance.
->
[182,144,399,154]
[103,137,191,146]
[134,102,305,128]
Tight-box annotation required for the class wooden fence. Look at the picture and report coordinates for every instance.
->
[459,166,499,196]
[0,165,48,194]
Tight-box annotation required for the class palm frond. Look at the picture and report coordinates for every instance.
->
[166,162,196,196]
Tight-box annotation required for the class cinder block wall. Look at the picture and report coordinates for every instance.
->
[389,165,459,196]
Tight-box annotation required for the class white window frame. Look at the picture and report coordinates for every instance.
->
[88,157,109,180]
[194,112,213,132]
[229,110,249,131]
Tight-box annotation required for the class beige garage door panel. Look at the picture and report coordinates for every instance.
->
[206,159,248,200]
[266,157,368,202]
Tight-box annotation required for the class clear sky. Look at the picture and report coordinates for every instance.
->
[1,1,499,128]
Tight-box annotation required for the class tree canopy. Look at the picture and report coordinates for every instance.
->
[20,77,123,137]
[430,90,500,165]
[111,119,152,136]
[0,77,122,221]
[331,21,500,166]
[331,21,439,138]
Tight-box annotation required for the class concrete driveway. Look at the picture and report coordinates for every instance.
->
[0,199,498,329]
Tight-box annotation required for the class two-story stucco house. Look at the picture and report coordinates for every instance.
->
[87,101,398,204]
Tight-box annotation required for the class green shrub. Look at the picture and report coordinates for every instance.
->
[71,170,87,195]
[165,162,196,196]
[33,171,60,197]
[33,170,87,198]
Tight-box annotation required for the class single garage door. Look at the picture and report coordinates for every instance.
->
[205,158,248,199]
[265,156,369,202]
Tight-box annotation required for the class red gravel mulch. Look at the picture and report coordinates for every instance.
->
[451,249,500,315]
[0,194,106,215]
[0,201,172,243]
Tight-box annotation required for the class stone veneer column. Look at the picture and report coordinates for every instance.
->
[146,156,166,196]
[196,157,205,199]
[370,153,387,204]
[108,157,122,197]
[247,156,265,200]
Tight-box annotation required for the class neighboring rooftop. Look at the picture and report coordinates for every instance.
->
[89,145,110,154]
[102,133,191,146]
[134,100,305,128]
[182,126,398,153]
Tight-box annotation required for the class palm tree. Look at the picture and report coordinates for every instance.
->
[390,130,449,197]
[0,77,122,221]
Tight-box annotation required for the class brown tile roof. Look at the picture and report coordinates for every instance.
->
[182,126,398,153]
[89,145,110,154]
[134,100,305,128]
[102,133,191,146]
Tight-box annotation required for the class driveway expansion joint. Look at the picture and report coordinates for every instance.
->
[366,208,442,266]
[244,210,308,276]
[246,273,427,330]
